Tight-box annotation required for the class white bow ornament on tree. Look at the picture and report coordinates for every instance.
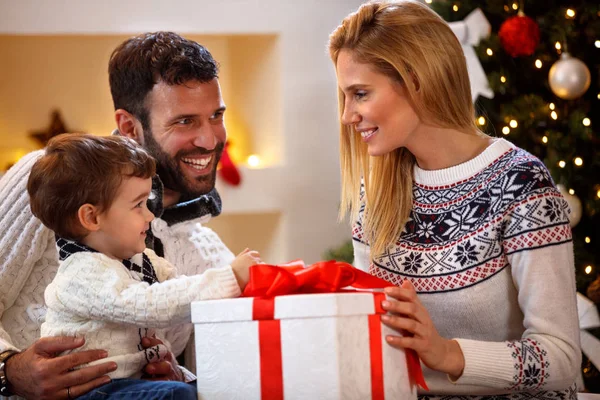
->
[448,8,494,102]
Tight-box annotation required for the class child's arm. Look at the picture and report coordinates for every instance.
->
[45,251,241,329]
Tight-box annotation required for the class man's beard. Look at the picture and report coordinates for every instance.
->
[143,129,224,199]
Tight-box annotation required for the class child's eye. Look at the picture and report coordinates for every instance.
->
[135,201,144,208]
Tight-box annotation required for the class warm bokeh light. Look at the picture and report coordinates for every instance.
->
[558,160,566,168]
[574,157,583,167]
[502,126,510,135]
[247,154,261,168]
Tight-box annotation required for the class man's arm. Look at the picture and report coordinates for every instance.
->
[0,151,49,353]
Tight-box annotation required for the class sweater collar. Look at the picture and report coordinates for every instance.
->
[55,237,159,285]
[413,138,514,186]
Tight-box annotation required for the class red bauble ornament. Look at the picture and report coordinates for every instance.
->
[498,13,540,57]
[218,142,242,186]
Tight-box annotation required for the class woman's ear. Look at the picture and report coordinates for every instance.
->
[77,204,101,232]
[115,109,145,145]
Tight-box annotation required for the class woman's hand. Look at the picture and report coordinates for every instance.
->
[380,280,465,379]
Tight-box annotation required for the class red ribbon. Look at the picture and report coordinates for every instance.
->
[246,260,428,399]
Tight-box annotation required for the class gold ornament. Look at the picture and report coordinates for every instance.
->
[548,53,591,100]
[587,276,600,304]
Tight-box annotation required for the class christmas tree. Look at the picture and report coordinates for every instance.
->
[429,0,599,391]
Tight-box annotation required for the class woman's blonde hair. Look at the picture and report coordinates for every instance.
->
[329,0,479,259]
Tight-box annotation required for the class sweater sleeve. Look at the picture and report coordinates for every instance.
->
[0,151,54,352]
[45,251,242,329]
[453,162,580,391]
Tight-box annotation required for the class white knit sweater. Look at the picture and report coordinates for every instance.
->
[0,150,236,368]
[353,139,580,399]
[41,248,240,379]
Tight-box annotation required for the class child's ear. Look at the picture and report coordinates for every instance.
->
[77,204,101,232]
[115,109,145,145]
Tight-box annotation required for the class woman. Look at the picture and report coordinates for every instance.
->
[328,1,580,398]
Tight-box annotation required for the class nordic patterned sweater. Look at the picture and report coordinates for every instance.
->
[352,139,580,399]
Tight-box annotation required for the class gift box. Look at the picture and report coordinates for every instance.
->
[191,261,426,400]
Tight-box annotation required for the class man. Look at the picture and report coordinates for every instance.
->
[0,32,235,399]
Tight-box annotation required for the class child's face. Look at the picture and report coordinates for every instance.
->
[96,176,154,260]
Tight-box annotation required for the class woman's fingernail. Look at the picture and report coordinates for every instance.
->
[381,315,390,322]
[382,301,390,307]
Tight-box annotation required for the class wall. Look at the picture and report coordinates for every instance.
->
[0,0,364,264]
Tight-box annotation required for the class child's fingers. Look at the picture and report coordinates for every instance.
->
[237,248,250,256]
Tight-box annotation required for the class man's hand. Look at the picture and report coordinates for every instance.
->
[141,337,183,382]
[5,336,116,399]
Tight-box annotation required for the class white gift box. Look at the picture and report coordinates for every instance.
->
[191,291,418,400]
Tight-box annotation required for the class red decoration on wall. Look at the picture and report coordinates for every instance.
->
[499,13,540,57]
[218,141,241,186]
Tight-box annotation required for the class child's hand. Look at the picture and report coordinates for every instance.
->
[231,248,261,290]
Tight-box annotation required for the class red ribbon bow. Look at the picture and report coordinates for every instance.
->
[242,260,429,393]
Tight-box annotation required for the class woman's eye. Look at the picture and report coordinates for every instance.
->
[354,91,367,100]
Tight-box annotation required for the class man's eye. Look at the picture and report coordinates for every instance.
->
[211,112,224,120]
[178,118,193,125]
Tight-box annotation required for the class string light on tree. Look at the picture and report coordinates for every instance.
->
[565,9,575,18]
[585,265,593,275]
[477,116,486,126]
[549,103,556,110]
[596,40,600,48]
[555,42,562,51]
[551,111,558,120]
[509,119,518,128]
[569,189,575,195]
[558,160,566,168]
[500,76,507,83]
[452,4,458,12]
[574,157,583,167]
[585,237,591,244]
[425,0,432,3]
[512,3,518,10]
[486,48,493,56]
[535,59,542,68]
[583,118,591,127]
[542,136,548,144]
[502,126,510,135]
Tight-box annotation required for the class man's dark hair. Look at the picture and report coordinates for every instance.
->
[108,31,219,130]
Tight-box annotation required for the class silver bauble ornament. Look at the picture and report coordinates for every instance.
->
[557,184,582,227]
[548,53,591,100]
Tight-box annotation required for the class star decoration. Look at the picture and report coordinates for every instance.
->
[29,110,83,146]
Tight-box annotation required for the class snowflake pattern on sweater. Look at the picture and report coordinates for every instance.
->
[352,142,578,398]
[354,149,571,294]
